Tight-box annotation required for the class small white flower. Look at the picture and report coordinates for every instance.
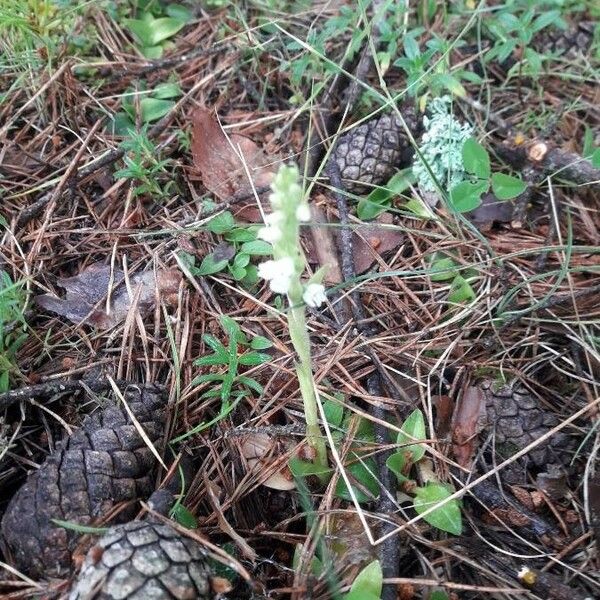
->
[265,211,283,226]
[257,225,281,243]
[296,203,311,222]
[302,283,326,308]
[258,257,295,294]
[270,274,292,294]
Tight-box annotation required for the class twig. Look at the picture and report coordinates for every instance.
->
[367,373,403,598]
[108,44,232,78]
[0,377,136,409]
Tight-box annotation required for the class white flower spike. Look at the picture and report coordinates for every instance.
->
[302,283,326,308]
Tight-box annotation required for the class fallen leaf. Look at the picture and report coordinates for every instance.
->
[467,192,513,230]
[239,433,296,491]
[304,212,405,274]
[328,512,378,574]
[191,108,275,200]
[451,385,487,468]
[36,262,181,329]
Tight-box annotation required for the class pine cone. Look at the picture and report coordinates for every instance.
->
[482,380,570,466]
[331,107,420,193]
[533,21,595,59]
[68,520,214,600]
[1,384,166,578]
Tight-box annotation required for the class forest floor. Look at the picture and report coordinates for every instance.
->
[0,1,599,599]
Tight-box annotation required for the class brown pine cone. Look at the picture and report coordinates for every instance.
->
[68,520,214,600]
[533,21,596,59]
[331,107,420,194]
[482,380,570,467]
[1,384,166,578]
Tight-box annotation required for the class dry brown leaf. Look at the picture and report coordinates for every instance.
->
[239,433,296,491]
[36,262,181,329]
[191,108,275,200]
[304,212,405,275]
[451,385,487,468]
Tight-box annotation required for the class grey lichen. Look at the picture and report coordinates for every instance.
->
[413,95,473,194]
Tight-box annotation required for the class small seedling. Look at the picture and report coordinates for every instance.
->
[185,207,273,287]
[123,3,192,58]
[112,82,182,136]
[192,314,271,404]
[484,2,567,77]
[172,316,270,445]
[113,127,174,197]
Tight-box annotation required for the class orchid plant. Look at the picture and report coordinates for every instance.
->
[257,164,328,470]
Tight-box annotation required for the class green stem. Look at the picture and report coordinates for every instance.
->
[287,280,328,470]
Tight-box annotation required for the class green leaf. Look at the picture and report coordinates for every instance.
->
[448,275,476,304]
[429,591,450,600]
[236,375,263,394]
[225,228,256,243]
[491,173,527,200]
[357,169,415,220]
[449,180,488,213]
[592,148,600,169]
[193,254,229,276]
[403,198,433,219]
[219,315,245,344]
[241,264,259,286]
[194,353,228,367]
[462,137,490,179]
[202,334,226,353]
[238,351,271,366]
[170,504,198,528]
[386,452,409,483]
[435,72,466,98]
[140,97,175,123]
[146,17,186,45]
[240,240,272,256]
[582,127,594,158]
[323,399,344,428]
[191,373,225,386]
[335,456,379,503]
[124,18,155,46]
[289,457,333,478]
[250,336,272,350]
[532,10,560,33]
[357,198,390,221]
[397,409,426,463]
[165,3,193,22]
[233,253,250,268]
[404,36,420,60]
[206,211,235,234]
[152,82,182,99]
[345,560,383,600]
[109,112,136,136]
[141,45,163,59]
[229,265,247,280]
[413,483,462,535]
[429,255,458,282]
